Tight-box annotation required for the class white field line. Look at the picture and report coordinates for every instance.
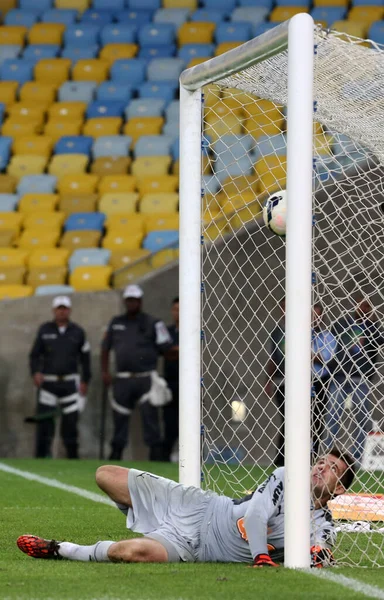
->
[2,461,384,599]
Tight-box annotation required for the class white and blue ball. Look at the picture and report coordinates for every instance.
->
[262,190,287,236]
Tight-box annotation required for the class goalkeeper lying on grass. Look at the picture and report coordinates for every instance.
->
[17,447,355,568]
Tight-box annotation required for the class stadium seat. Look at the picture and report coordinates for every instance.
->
[162,120,178,140]
[138,23,176,47]
[0,58,34,84]
[58,81,97,103]
[59,194,97,215]
[17,174,57,195]
[2,120,42,138]
[92,135,132,158]
[55,0,90,10]
[19,82,57,106]
[0,229,17,246]
[331,20,368,38]
[126,98,166,120]
[190,9,226,23]
[28,23,66,46]
[369,21,384,44]
[138,175,178,195]
[102,230,143,251]
[70,265,112,291]
[83,117,122,138]
[109,248,150,270]
[35,58,72,84]
[42,8,77,25]
[44,121,83,142]
[100,24,137,45]
[131,155,172,177]
[231,6,269,25]
[54,135,93,155]
[50,101,86,123]
[0,26,27,46]
[0,45,22,67]
[147,57,185,81]
[86,100,125,119]
[57,174,99,196]
[27,265,67,289]
[178,22,215,45]
[178,44,215,61]
[5,10,40,28]
[256,156,286,194]
[138,45,176,59]
[0,211,23,235]
[105,213,144,232]
[72,59,109,83]
[110,58,147,85]
[0,284,33,299]
[252,22,280,36]
[145,213,179,232]
[68,248,111,272]
[154,8,190,27]
[64,25,101,47]
[7,155,48,179]
[96,82,134,104]
[0,137,13,171]
[98,174,137,195]
[94,0,124,10]
[143,229,178,251]
[18,193,58,214]
[310,6,347,25]
[24,211,65,231]
[214,41,243,56]
[270,6,308,21]
[35,284,74,296]
[128,0,161,8]
[134,134,173,157]
[115,10,154,27]
[8,102,46,125]
[64,212,105,232]
[0,247,29,266]
[49,154,89,177]
[61,45,100,62]
[348,6,384,24]
[0,193,18,211]
[213,134,255,162]
[28,247,69,268]
[139,192,178,213]
[253,133,287,159]
[100,43,138,64]
[162,0,197,7]
[0,81,18,108]
[215,22,252,43]
[91,156,131,175]
[98,192,139,214]
[60,229,102,251]
[125,117,164,141]
[20,0,52,10]
[137,81,178,103]
[165,101,179,124]
[17,229,60,249]
[81,9,114,24]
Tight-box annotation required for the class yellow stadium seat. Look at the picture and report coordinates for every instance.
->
[0,212,23,232]
[98,175,137,195]
[28,23,65,46]
[270,6,308,21]
[7,155,48,179]
[44,120,83,142]
[245,117,283,138]
[258,173,286,195]
[58,194,97,216]
[0,248,29,267]
[205,113,243,141]
[131,156,172,178]
[17,230,60,249]
[27,266,67,289]
[18,193,58,214]
[105,213,145,233]
[187,57,210,68]
[13,136,53,158]
[55,0,90,11]
[102,231,143,251]
[163,0,197,7]
[8,103,46,126]
[314,133,333,156]
[1,1,17,17]
[0,174,17,193]
[110,248,151,270]
[137,175,178,196]
[23,211,65,232]
[49,154,89,177]
[0,81,18,109]
[255,155,286,176]
[60,230,101,251]
[70,265,111,292]
[19,82,57,107]
[214,42,243,56]
[151,249,178,268]
[178,22,215,45]
[72,59,109,83]
[139,193,179,214]
[57,174,99,196]
[348,6,384,24]
[0,265,26,285]
[313,0,348,6]
[98,192,139,215]
[2,120,42,138]
[0,229,16,246]
[331,20,369,38]
[28,248,69,268]
[204,215,227,242]
[145,213,179,233]
[48,102,87,122]
[83,117,122,138]
[100,44,138,64]
[0,26,27,46]
[91,156,131,176]
[124,117,164,142]
[205,101,243,119]
[35,58,72,85]
[0,284,33,299]
[220,175,259,196]
[202,84,221,108]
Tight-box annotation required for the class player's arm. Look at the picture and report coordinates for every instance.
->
[29,326,45,386]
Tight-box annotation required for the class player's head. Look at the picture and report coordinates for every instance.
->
[311,448,355,505]
[123,284,143,315]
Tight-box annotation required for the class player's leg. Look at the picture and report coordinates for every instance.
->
[95,465,133,507]
[59,383,80,459]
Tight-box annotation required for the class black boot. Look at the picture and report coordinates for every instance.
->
[109,446,123,460]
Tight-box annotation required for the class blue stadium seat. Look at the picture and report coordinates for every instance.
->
[0,59,34,84]
[231,6,269,25]
[138,81,178,102]
[65,212,106,232]
[353,0,383,4]
[68,248,111,272]
[200,0,236,12]
[202,174,220,196]
[171,137,179,160]
[64,25,101,47]
[178,44,215,61]
[143,230,179,252]
[35,284,74,296]
[138,45,176,59]
[0,136,12,170]
[126,98,165,119]
[190,9,227,23]
[215,155,254,182]
[0,194,19,212]
[92,135,132,158]
[238,0,273,7]
[93,0,125,10]
[96,82,135,103]
[81,10,114,24]
[59,81,97,103]
[165,100,179,123]
[214,135,255,162]
[100,24,137,45]
[115,10,154,26]
[0,46,22,66]
[87,101,125,119]
[17,175,57,196]
[147,58,185,82]
[5,10,40,27]
[110,59,147,85]
[253,133,286,158]
[162,120,178,140]
[275,0,309,4]
[23,45,60,62]
[253,22,280,36]
[134,135,173,157]
[54,136,94,156]
[19,0,53,10]
[0,104,5,124]
[215,22,252,43]
[127,0,161,11]
[311,7,346,24]
[369,21,384,44]
[138,23,176,47]
[42,9,78,25]
[61,45,100,62]
[153,8,190,27]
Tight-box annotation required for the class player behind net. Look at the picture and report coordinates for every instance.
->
[17,448,355,567]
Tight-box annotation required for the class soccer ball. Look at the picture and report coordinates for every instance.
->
[262,190,287,236]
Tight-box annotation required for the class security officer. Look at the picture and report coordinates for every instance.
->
[101,284,172,461]
[29,295,91,459]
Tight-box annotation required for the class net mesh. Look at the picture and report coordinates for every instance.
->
[200,26,384,567]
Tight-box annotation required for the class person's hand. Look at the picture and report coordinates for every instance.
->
[102,371,112,387]
[310,545,335,568]
[265,381,275,398]
[253,553,279,567]
[33,373,44,387]
[79,382,88,397]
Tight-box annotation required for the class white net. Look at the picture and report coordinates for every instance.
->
[200,26,384,567]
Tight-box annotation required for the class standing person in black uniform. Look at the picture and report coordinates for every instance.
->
[101,284,172,461]
[163,297,179,462]
[29,296,91,459]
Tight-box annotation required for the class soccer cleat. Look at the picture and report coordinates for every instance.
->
[17,535,62,559]
[310,545,335,568]
[253,553,279,567]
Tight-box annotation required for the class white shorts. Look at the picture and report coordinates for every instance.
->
[127,469,218,562]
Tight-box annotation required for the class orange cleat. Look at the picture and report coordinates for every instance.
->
[17,535,62,559]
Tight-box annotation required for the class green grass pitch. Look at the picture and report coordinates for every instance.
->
[1,458,384,600]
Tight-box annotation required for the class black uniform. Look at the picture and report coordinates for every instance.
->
[163,323,179,461]
[29,321,91,459]
[102,311,172,461]
[269,320,285,466]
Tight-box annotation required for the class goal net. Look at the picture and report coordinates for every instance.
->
[179,17,384,567]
